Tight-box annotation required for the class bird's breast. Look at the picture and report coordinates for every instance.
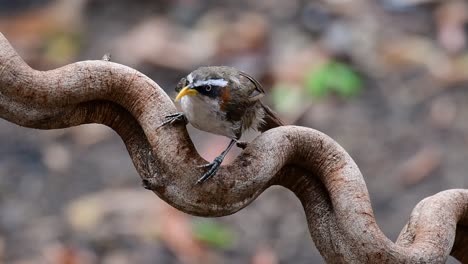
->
[180,96,239,138]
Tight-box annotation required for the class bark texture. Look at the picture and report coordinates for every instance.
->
[0,33,467,263]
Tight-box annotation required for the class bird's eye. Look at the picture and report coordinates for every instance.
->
[204,85,212,92]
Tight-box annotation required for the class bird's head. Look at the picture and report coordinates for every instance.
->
[175,66,233,103]
[174,66,265,119]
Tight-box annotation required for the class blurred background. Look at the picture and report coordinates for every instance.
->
[0,0,467,263]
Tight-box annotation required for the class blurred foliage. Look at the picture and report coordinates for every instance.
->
[2,0,468,263]
[192,219,236,249]
[43,31,82,64]
[271,83,304,114]
[305,61,363,98]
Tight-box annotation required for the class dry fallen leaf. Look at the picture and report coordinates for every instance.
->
[114,17,214,70]
[399,146,442,186]
[159,204,213,264]
[435,0,468,54]
[44,244,96,264]
[251,245,278,264]
[216,12,269,55]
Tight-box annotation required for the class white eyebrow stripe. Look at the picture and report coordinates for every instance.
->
[187,73,194,84]
[193,79,228,87]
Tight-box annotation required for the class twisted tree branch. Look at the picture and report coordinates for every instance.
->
[0,33,467,263]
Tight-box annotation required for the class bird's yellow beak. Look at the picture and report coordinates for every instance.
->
[175,86,198,102]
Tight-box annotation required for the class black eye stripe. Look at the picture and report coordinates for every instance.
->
[193,84,221,98]
[194,84,216,91]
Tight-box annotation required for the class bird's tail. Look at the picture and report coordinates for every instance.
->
[257,103,284,133]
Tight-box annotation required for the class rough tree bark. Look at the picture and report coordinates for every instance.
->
[0,33,467,263]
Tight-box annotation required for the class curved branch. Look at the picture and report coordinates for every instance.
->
[0,33,467,263]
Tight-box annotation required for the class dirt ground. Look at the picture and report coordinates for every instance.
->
[0,0,467,263]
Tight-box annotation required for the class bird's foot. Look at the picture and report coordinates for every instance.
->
[158,112,187,128]
[141,179,151,190]
[196,156,223,184]
[236,140,248,149]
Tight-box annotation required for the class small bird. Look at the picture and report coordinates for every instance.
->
[162,66,283,184]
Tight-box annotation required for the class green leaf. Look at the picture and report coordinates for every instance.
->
[305,64,331,98]
[271,83,303,114]
[329,62,363,97]
[192,220,236,249]
[305,61,363,98]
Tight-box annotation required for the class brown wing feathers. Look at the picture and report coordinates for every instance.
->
[258,103,284,132]
[238,71,284,132]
